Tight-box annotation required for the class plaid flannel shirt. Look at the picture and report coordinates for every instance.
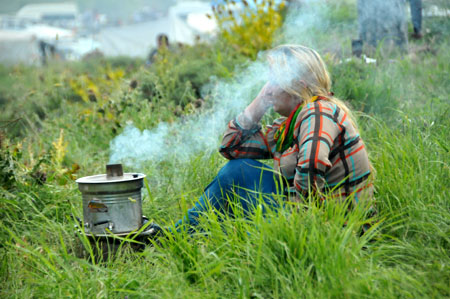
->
[219,99,373,203]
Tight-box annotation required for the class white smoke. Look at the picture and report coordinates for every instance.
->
[109,1,336,167]
[109,0,408,167]
[109,59,271,166]
[279,0,332,47]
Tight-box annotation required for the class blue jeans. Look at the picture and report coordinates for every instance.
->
[174,159,286,232]
[409,0,422,34]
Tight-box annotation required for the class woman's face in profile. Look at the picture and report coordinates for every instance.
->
[271,87,299,117]
[268,62,301,117]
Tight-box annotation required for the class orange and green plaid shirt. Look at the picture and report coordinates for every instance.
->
[219,99,373,203]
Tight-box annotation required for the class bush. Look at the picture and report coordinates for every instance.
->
[139,42,245,108]
[212,0,286,59]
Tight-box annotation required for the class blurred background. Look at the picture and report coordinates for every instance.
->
[0,0,448,65]
[0,0,225,64]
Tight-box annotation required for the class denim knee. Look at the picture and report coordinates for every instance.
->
[217,159,257,186]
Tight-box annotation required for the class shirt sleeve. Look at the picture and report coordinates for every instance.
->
[219,113,272,160]
[294,101,342,195]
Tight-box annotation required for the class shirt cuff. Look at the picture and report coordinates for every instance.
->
[235,112,260,131]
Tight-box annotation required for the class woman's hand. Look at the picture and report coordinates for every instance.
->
[255,82,283,107]
[242,82,283,124]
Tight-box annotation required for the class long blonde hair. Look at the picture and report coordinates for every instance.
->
[267,44,358,130]
[268,45,376,176]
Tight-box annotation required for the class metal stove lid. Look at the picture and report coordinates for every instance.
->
[76,173,146,184]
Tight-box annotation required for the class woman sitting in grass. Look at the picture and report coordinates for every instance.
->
[153,44,373,235]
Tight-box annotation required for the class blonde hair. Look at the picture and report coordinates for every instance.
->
[267,44,358,129]
[268,45,376,176]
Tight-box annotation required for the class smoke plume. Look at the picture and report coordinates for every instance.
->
[109,0,408,167]
[109,0,336,167]
[109,59,270,167]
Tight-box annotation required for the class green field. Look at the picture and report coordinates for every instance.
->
[1,2,449,298]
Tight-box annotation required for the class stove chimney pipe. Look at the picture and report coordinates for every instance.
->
[106,164,123,179]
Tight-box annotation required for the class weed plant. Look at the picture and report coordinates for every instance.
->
[0,2,449,298]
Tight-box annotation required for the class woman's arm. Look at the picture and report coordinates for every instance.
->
[219,83,278,160]
[240,82,275,128]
